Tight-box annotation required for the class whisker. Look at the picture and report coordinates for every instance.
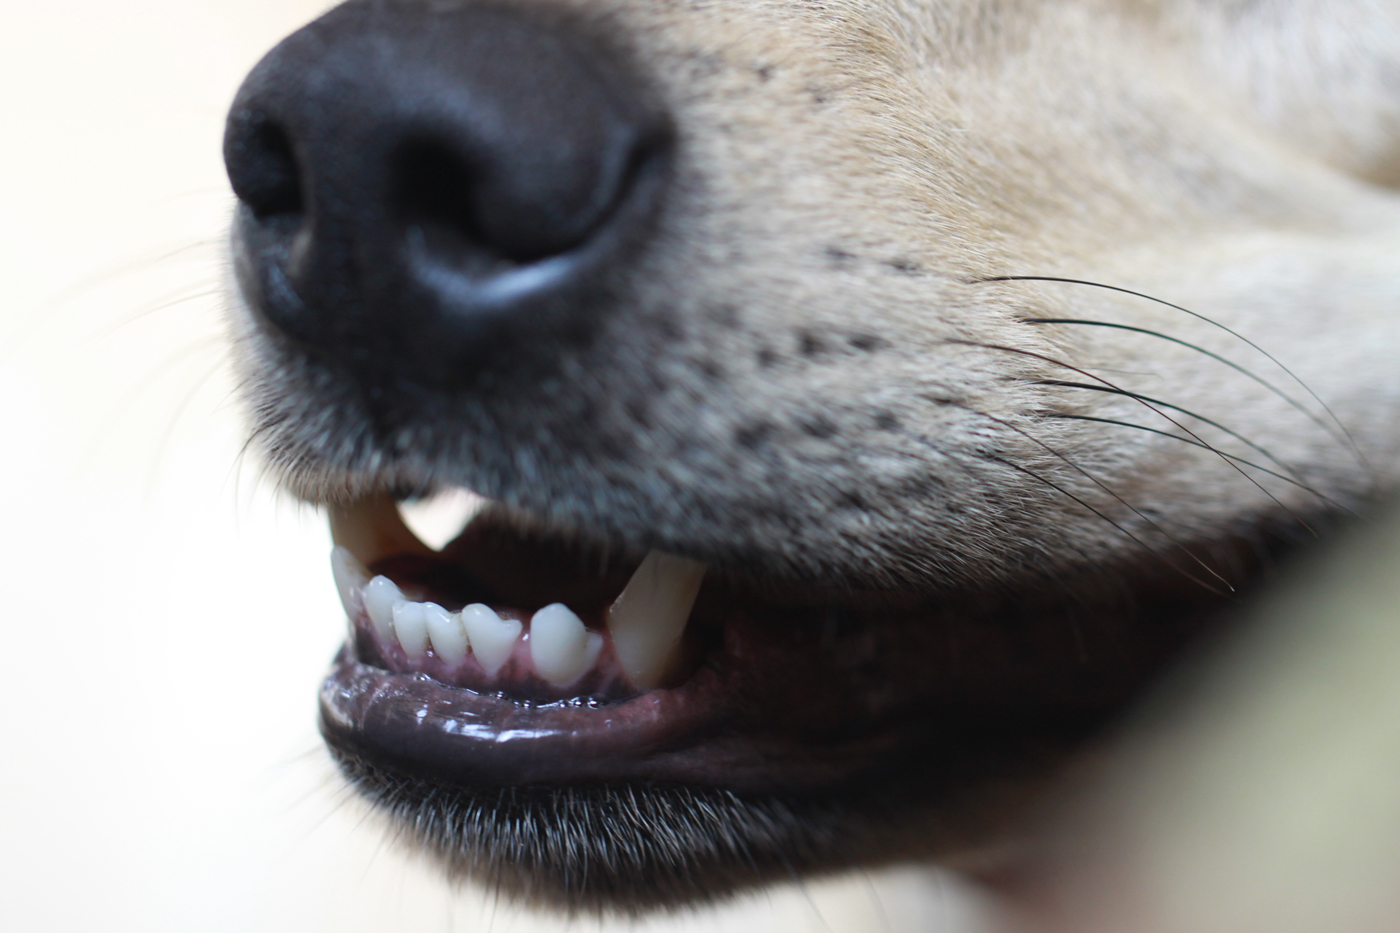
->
[41,238,222,313]
[950,339,1318,536]
[961,405,1234,591]
[83,335,227,473]
[146,355,233,499]
[891,421,1231,594]
[1039,379,1304,482]
[88,285,226,341]
[979,274,1367,468]
[1023,316,1345,453]
[1048,412,1352,514]
[230,415,283,513]
[986,452,1231,596]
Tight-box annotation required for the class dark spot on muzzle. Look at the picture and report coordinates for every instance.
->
[224,0,671,393]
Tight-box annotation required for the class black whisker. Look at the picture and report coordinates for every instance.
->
[1039,379,1304,482]
[962,405,1234,591]
[950,339,1318,536]
[890,418,1232,594]
[985,453,1231,596]
[1048,413,1352,514]
[1023,316,1345,454]
[979,274,1367,468]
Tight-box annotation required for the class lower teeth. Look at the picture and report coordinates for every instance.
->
[329,531,708,690]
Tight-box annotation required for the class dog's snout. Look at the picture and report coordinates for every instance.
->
[224,0,668,387]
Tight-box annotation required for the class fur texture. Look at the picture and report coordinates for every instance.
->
[228,0,1400,909]
[236,0,1400,590]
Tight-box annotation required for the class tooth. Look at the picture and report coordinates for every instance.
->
[460,604,522,676]
[424,604,469,665]
[529,604,601,686]
[606,551,707,689]
[398,488,487,551]
[362,575,404,643]
[392,601,430,658]
[330,547,369,620]
[328,493,433,566]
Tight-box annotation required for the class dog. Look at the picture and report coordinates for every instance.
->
[222,0,1400,915]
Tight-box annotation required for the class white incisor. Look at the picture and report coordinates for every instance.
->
[423,602,469,665]
[606,551,707,689]
[460,604,522,676]
[530,603,605,686]
[362,575,405,643]
[391,601,431,658]
[331,547,706,690]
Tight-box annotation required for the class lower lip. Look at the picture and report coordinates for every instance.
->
[317,587,941,794]
[318,643,738,787]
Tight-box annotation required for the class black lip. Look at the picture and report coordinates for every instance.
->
[319,607,927,793]
[320,543,1218,789]
[319,634,1098,910]
[316,504,1275,906]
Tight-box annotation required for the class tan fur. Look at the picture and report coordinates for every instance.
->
[228,0,1400,912]
[239,0,1400,591]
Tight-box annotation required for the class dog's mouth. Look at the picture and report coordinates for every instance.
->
[321,490,963,794]
[314,485,1235,906]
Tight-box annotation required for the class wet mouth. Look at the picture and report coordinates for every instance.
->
[316,487,1226,905]
[320,489,954,793]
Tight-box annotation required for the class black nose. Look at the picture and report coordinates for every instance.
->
[224,0,669,388]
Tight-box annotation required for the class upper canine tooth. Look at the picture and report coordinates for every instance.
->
[391,601,431,658]
[424,604,469,665]
[328,493,433,567]
[606,551,707,690]
[397,488,487,551]
[330,547,369,620]
[530,604,602,686]
[460,604,522,676]
[362,575,404,643]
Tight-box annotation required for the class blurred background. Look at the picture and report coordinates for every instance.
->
[0,2,984,929]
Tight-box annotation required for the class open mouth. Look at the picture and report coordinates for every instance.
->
[321,487,1060,906]
[312,485,1232,906]
[321,489,961,794]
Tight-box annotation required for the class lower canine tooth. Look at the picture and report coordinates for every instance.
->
[363,576,404,643]
[330,548,369,619]
[391,601,431,658]
[606,551,707,690]
[460,605,521,676]
[530,604,601,686]
[425,604,468,665]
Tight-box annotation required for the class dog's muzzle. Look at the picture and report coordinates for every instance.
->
[218,0,1216,907]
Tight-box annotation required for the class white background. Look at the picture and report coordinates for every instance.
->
[0,3,983,929]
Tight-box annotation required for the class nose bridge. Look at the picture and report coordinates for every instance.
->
[224,0,670,391]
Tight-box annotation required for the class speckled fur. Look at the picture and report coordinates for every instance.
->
[233,0,1400,595]
[230,4,1400,904]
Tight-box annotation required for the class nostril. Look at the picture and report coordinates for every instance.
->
[390,129,649,271]
[392,138,521,278]
[225,112,303,220]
